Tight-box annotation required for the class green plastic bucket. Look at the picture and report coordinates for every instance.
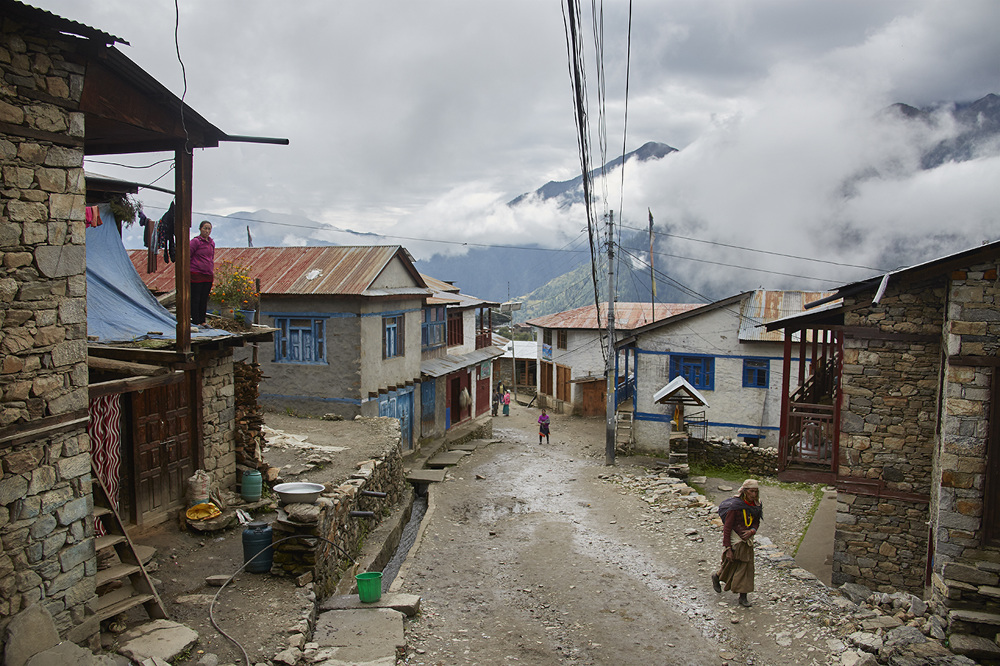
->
[356,571,383,603]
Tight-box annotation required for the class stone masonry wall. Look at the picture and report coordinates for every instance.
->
[687,437,779,478]
[929,261,1000,615]
[834,276,944,593]
[200,351,237,489]
[1,17,96,647]
[270,417,406,599]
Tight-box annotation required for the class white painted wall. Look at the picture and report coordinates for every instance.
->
[629,305,801,450]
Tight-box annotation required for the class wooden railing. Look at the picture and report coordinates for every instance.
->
[475,330,492,350]
[786,401,835,465]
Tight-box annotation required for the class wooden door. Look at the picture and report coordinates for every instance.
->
[581,380,606,416]
[130,381,195,525]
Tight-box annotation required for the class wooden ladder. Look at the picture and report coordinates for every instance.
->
[615,410,634,454]
[92,467,168,623]
[666,431,690,477]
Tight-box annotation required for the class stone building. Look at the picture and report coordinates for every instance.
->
[766,240,1000,643]
[1,1,278,648]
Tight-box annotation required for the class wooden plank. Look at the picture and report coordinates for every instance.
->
[88,346,193,363]
[96,534,126,552]
[88,370,185,399]
[96,563,141,588]
[0,120,84,147]
[0,411,89,450]
[98,593,155,621]
[89,356,170,376]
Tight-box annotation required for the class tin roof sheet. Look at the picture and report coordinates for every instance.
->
[738,290,836,342]
[420,346,506,378]
[525,302,700,331]
[128,245,427,296]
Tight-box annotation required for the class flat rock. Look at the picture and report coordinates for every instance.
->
[318,593,421,617]
[4,604,61,666]
[405,469,446,483]
[426,451,469,468]
[117,620,199,663]
[949,608,1000,626]
[24,642,118,666]
[312,609,404,663]
[948,633,1000,660]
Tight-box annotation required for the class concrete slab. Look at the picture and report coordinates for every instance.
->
[313,608,404,663]
[794,489,836,586]
[449,442,480,452]
[318,592,421,616]
[116,620,199,663]
[405,469,446,483]
[426,451,469,468]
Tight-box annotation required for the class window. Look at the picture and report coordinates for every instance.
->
[743,358,770,388]
[274,317,326,364]
[669,354,714,390]
[422,306,446,350]
[383,314,404,358]
[557,329,568,350]
[543,329,552,346]
[447,311,464,346]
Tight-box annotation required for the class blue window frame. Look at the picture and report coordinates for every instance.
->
[421,306,446,351]
[669,354,714,390]
[274,317,326,364]
[743,358,770,388]
[384,314,404,358]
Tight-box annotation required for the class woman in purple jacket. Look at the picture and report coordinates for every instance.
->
[190,220,215,325]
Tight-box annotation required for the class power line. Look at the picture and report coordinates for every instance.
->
[618,222,883,272]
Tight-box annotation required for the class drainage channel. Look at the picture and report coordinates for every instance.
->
[378,493,429,591]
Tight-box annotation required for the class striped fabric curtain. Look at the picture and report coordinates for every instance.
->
[89,394,123,536]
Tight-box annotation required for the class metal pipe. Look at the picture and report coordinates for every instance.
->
[359,490,387,498]
[349,511,376,519]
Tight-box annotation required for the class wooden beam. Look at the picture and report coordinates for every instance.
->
[88,356,169,376]
[840,326,939,343]
[0,410,90,450]
[88,346,193,364]
[175,149,192,352]
[949,355,1000,367]
[0,120,84,148]
[88,371,186,399]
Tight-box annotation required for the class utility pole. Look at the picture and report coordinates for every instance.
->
[605,211,617,466]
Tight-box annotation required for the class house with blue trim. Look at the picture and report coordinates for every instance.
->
[615,290,832,453]
[130,245,432,449]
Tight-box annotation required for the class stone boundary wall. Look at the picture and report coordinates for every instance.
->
[200,351,236,489]
[687,437,779,478]
[2,17,96,649]
[271,417,406,599]
[833,493,929,594]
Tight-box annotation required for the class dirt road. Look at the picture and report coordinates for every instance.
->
[394,403,849,666]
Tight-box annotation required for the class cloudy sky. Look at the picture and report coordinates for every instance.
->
[42,0,1000,293]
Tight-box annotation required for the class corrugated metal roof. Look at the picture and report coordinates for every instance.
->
[420,274,460,293]
[419,273,499,309]
[738,290,836,342]
[525,302,700,331]
[6,1,126,45]
[421,346,506,378]
[127,245,428,296]
[498,340,537,360]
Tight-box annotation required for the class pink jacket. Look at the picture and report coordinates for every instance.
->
[190,235,215,278]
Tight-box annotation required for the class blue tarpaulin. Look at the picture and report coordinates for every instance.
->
[86,205,228,343]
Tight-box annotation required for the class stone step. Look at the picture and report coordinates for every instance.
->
[318,592,421,616]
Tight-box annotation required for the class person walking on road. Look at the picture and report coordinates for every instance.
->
[502,390,511,416]
[538,409,550,444]
[712,479,762,607]
[492,389,500,416]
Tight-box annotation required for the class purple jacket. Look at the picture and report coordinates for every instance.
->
[190,235,215,277]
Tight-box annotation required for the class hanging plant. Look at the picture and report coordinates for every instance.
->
[108,195,141,227]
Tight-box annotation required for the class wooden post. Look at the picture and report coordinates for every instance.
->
[174,149,193,352]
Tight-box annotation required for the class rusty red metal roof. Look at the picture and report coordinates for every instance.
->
[526,302,700,331]
[127,245,427,296]
[738,290,836,342]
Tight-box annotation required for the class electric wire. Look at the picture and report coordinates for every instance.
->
[617,0,633,230]
[85,157,175,170]
[173,0,191,154]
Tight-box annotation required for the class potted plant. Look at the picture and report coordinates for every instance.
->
[210,260,259,320]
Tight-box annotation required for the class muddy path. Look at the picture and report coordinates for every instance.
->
[393,404,846,666]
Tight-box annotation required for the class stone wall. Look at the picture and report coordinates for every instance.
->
[271,417,406,599]
[687,437,779,478]
[834,275,943,594]
[1,17,96,647]
[199,351,236,489]
[929,261,1000,615]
